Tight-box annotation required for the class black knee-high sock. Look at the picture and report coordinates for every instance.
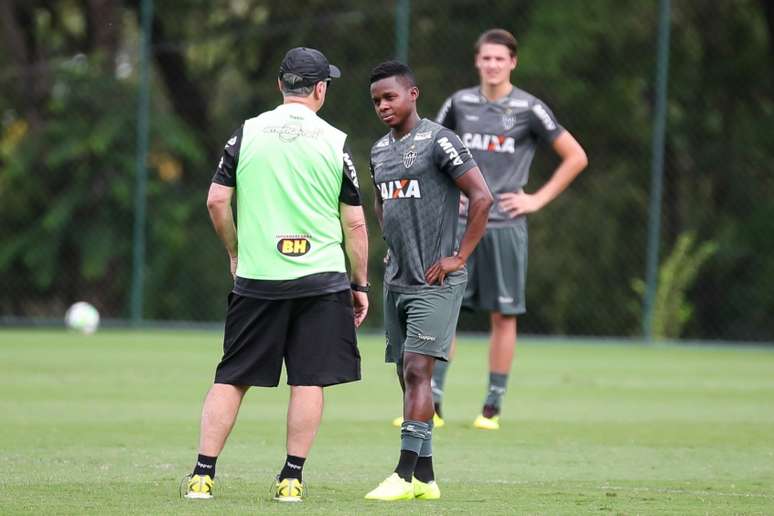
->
[414,456,434,483]
[395,420,430,481]
[414,417,434,482]
[395,449,419,482]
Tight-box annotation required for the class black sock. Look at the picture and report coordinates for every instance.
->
[434,401,443,419]
[193,454,217,478]
[414,456,434,483]
[279,455,306,481]
[482,404,500,418]
[394,449,419,482]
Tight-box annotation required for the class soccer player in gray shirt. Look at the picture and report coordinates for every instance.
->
[364,61,493,501]
[434,29,588,430]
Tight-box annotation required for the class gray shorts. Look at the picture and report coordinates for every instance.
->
[383,281,466,365]
[457,221,527,315]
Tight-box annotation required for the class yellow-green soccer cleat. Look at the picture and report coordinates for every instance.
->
[183,474,214,499]
[473,414,500,430]
[364,473,414,501]
[392,413,445,428]
[412,477,441,500]
[273,477,304,502]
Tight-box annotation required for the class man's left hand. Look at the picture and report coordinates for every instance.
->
[498,191,543,218]
[425,255,465,286]
[351,291,369,328]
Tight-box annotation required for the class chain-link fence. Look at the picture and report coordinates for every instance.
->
[1,0,772,342]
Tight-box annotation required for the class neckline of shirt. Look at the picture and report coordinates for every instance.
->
[476,86,516,105]
[389,118,429,145]
[276,102,317,115]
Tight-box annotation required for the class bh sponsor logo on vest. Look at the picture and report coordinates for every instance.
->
[276,236,312,257]
[463,133,516,153]
[378,179,421,200]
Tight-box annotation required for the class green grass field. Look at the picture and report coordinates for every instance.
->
[1,330,773,515]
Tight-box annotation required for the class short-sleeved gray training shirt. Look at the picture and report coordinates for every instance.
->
[436,86,564,227]
[370,118,477,293]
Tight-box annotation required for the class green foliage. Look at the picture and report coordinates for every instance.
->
[633,232,718,340]
[0,59,205,317]
[1,0,772,339]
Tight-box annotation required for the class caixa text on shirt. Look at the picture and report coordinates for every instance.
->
[377,179,422,200]
[462,133,516,153]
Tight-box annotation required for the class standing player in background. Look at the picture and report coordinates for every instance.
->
[184,47,368,503]
[365,61,492,501]
[433,28,588,430]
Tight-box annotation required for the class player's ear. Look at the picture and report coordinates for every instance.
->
[409,86,419,102]
[314,80,325,100]
[474,52,483,70]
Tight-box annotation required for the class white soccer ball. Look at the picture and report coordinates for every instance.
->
[65,301,100,334]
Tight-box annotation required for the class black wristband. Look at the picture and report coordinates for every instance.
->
[350,282,370,293]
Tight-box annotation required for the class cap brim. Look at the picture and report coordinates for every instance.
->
[328,64,341,79]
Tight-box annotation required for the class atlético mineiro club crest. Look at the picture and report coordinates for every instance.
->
[403,149,417,168]
[502,109,516,131]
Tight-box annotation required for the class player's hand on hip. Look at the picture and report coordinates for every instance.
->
[499,191,540,217]
[229,254,238,279]
[425,256,465,286]
[351,291,369,328]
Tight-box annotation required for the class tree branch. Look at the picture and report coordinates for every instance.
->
[761,0,774,60]
[0,1,46,126]
[86,0,121,63]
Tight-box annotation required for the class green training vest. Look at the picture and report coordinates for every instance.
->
[235,103,347,280]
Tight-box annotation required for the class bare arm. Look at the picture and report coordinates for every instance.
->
[206,183,238,278]
[499,130,588,217]
[341,203,368,285]
[340,203,369,327]
[425,166,493,285]
[455,166,493,262]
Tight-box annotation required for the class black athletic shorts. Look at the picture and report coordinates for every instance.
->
[214,290,361,387]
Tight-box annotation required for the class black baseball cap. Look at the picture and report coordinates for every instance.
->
[279,47,341,88]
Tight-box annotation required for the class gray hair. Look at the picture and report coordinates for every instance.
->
[280,72,315,97]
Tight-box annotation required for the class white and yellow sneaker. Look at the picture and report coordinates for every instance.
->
[392,413,445,428]
[412,477,441,500]
[473,414,500,430]
[273,477,304,502]
[182,474,213,499]
[364,473,414,501]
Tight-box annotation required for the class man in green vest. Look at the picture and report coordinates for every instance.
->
[183,47,369,503]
